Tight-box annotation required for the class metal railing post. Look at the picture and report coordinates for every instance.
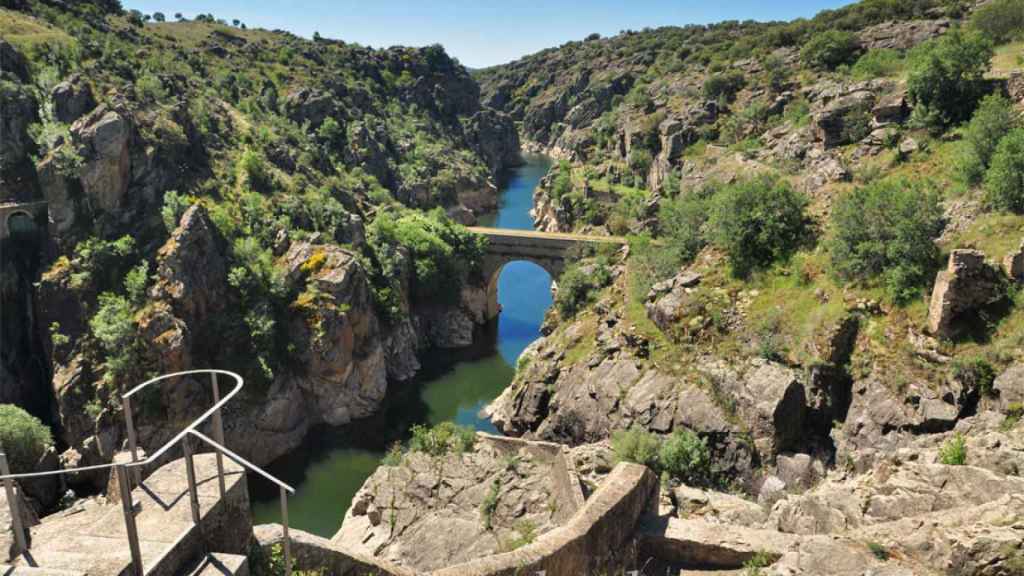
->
[0,450,27,557]
[122,395,141,485]
[116,465,143,576]
[280,486,291,576]
[210,372,227,498]
[181,437,201,526]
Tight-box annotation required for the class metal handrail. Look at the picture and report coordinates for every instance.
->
[0,369,294,576]
[0,370,243,482]
[187,429,295,494]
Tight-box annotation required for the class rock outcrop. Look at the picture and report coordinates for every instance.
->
[150,204,228,326]
[856,19,950,51]
[1004,238,1024,281]
[927,249,1007,337]
[52,74,97,124]
[335,435,592,571]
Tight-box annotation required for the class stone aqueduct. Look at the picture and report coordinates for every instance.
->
[467,227,627,318]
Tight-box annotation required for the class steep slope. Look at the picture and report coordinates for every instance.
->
[0,0,519,500]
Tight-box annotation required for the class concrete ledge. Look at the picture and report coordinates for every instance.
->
[637,517,796,569]
[254,524,415,576]
[431,462,657,576]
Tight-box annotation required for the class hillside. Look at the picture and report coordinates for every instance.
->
[0,0,517,492]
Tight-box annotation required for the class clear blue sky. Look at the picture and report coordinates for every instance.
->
[122,1,855,68]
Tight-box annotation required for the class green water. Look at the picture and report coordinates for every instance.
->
[250,155,553,537]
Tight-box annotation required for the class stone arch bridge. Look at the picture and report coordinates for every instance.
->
[0,201,48,240]
[467,227,626,318]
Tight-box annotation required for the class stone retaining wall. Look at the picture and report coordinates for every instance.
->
[477,432,586,522]
[255,462,656,576]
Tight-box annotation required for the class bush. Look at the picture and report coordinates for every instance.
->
[703,71,746,102]
[0,405,53,473]
[907,28,993,129]
[707,175,809,278]
[366,209,485,304]
[658,429,711,485]
[952,356,997,397]
[408,422,476,457]
[160,190,190,233]
[938,432,967,465]
[828,177,944,302]
[964,94,1018,175]
[611,426,661,469]
[851,48,904,79]
[970,0,1024,43]
[800,30,861,70]
[554,259,611,317]
[984,128,1024,213]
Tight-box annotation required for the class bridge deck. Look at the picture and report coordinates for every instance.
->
[467,227,627,244]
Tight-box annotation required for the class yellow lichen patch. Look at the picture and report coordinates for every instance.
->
[300,250,328,276]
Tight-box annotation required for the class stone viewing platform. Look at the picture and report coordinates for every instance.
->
[2,454,251,576]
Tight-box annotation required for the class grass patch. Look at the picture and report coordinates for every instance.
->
[0,8,75,53]
[990,41,1024,79]
[867,541,889,561]
[947,212,1024,259]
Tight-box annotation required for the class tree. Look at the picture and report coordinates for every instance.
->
[152,11,165,22]
[0,405,53,473]
[800,30,861,70]
[967,94,1019,168]
[174,12,183,20]
[703,71,745,103]
[232,19,240,27]
[707,174,809,278]
[970,0,1024,44]
[828,177,944,302]
[907,28,993,129]
[984,128,1024,213]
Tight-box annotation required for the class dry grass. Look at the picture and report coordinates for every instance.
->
[990,41,1024,79]
[0,8,75,53]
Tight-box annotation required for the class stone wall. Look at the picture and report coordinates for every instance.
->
[255,462,657,576]
[477,433,586,522]
[431,463,657,576]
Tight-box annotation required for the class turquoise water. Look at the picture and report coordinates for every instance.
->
[250,154,554,537]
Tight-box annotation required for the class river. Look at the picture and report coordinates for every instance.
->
[249,154,553,537]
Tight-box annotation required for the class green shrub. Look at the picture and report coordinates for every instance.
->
[828,177,943,302]
[984,128,1024,213]
[90,292,139,381]
[707,174,809,278]
[367,209,485,304]
[554,259,611,317]
[907,28,993,129]
[800,30,861,70]
[480,478,500,530]
[952,356,997,397]
[160,190,191,233]
[970,0,1024,43]
[867,541,890,561]
[742,551,775,575]
[408,422,476,457]
[611,426,661,469]
[1003,402,1023,431]
[964,94,1019,176]
[939,432,968,465]
[703,71,746,102]
[0,405,53,473]
[851,48,904,79]
[658,429,711,486]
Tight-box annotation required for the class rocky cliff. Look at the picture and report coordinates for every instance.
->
[0,0,518,499]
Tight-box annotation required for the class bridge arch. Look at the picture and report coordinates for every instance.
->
[0,201,48,240]
[483,256,562,318]
[469,227,625,319]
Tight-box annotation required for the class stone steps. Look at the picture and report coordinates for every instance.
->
[180,554,249,576]
[0,566,86,576]
[6,454,245,576]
